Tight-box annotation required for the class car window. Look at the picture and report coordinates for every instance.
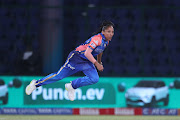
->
[135,81,166,88]
[135,81,157,88]
[158,82,165,87]
[161,82,165,87]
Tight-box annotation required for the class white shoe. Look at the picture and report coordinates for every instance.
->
[65,83,75,101]
[25,80,37,95]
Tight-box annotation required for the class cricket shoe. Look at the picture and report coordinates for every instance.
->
[65,82,75,101]
[25,79,37,95]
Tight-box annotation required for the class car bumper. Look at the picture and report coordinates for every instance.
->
[126,101,145,106]
[0,96,4,100]
[126,98,150,106]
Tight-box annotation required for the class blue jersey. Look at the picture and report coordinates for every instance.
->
[35,34,108,89]
[75,33,109,59]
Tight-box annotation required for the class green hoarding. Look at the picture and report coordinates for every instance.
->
[0,76,180,108]
[24,82,115,105]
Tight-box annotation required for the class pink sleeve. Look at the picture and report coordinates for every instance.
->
[88,36,102,50]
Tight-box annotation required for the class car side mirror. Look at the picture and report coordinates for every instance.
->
[174,79,180,89]
[118,82,126,92]
[169,82,174,89]
[8,78,22,88]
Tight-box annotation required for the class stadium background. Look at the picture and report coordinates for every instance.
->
[1,0,180,117]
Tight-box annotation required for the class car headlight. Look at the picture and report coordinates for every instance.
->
[142,95,152,103]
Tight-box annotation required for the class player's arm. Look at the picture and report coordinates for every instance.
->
[97,52,103,65]
[84,47,104,71]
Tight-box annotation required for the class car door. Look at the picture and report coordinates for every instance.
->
[155,82,166,100]
[159,82,168,99]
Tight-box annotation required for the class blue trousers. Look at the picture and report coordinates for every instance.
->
[35,51,99,89]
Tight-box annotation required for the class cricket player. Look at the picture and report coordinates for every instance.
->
[26,20,114,101]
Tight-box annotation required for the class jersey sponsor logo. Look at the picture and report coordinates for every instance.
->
[67,64,75,70]
[94,40,99,45]
[90,42,96,48]
[95,48,104,53]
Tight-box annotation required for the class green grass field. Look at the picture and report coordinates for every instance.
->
[0,115,180,120]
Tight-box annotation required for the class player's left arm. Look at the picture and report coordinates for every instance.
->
[97,52,103,65]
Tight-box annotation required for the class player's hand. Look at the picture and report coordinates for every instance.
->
[94,61,104,71]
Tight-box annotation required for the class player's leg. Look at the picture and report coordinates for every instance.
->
[35,51,77,87]
[36,66,78,87]
[65,63,99,101]
[26,66,78,95]
[26,51,78,95]
[71,67,99,89]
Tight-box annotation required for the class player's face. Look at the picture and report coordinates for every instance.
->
[102,26,114,41]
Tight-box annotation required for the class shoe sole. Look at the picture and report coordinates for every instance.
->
[25,85,31,95]
[25,80,36,95]
[65,84,74,101]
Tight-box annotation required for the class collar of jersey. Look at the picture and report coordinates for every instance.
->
[100,33,109,44]
[100,33,106,40]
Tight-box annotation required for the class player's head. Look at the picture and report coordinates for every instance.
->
[94,20,114,41]
[101,20,114,41]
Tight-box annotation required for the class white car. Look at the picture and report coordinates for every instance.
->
[0,80,8,104]
[125,80,169,107]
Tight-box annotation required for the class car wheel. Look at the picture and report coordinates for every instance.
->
[3,93,8,104]
[164,94,169,106]
[149,96,156,107]
[126,104,132,108]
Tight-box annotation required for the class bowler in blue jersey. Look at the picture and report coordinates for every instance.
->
[26,20,114,101]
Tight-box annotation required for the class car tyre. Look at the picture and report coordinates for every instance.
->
[164,94,169,106]
[3,93,8,104]
[149,96,156,108]
[127,104,132,108]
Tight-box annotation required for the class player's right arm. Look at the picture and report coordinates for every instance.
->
[84,35,104,71]
[84,47,104,71]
